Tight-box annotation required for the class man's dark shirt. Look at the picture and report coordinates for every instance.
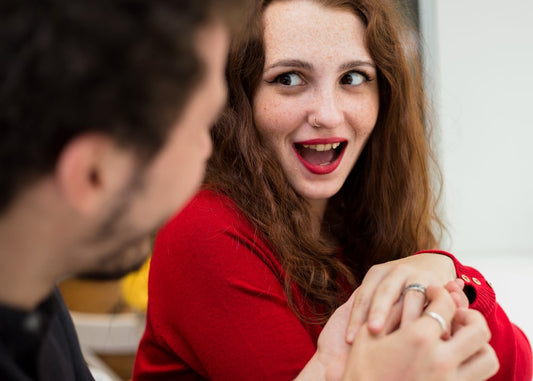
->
[0,288,94,380]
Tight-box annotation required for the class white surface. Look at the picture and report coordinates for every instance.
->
[430,0,533,255]
[71,311,145,354]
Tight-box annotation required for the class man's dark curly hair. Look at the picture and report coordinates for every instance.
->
[0,0,246,213]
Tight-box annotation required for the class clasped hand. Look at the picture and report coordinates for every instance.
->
[313,254,499,381]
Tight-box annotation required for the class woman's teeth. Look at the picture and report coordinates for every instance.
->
[301,142,341,151]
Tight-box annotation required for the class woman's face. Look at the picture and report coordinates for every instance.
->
[253,0,379,214]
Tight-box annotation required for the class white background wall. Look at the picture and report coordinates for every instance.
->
[420,0,533,347]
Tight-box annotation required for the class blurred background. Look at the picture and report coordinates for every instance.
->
[419,0,533,344]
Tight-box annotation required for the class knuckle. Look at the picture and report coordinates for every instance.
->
[393,263,411,274]
[352,302,369,319]
[352,289,370,308]
[409,327,431,346]
[366,263,385,277]
[430,356,454,375]
[376,281,395,297]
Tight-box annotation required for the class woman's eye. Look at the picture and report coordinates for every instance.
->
[341,71,366,86]
[275,72,304,86]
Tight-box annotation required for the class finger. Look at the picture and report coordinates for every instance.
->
[452,308,490,339]
[444,279,460,293]
[449,305,466,335]
[365,266,416,334]
[419,285,456,338]
[400,285,427,328]
[345,265,389,342]
[454,278,465,291]
[449,290,469,309]
[446,308,491,361]
[445,280,469,309]
[382,300,403,334]
[456,344,499,381]
[445,278,465,295]
[345,288,374,343]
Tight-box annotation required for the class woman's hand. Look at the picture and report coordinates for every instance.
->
[345,253,457,342]
[342,286,499,381]
[299,281,478,381]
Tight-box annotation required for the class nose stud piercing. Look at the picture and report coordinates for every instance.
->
[312,116,320,128]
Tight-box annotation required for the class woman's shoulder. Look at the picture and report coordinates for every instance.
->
[153,188,280,279]
[160,188,254,238]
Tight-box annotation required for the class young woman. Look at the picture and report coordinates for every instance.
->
[134,0,532,379]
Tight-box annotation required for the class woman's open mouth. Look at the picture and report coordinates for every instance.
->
[293,139,347,174]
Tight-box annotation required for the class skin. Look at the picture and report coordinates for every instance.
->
[0,22,229,310]
[346,253,457,341]
[342,286,499,381]
[253,0,458,337]
[253,0,379,221]
[297,281,498,380]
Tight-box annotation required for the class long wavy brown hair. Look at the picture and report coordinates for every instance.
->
[205,0,443,324]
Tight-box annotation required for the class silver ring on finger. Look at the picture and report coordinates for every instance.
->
[402,283,426,297]
[424,310,448,335]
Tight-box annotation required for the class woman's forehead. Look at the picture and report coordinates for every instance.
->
[261,1,371,66]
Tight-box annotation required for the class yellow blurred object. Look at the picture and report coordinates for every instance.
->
[120,257,151,312]
[59,278,123,313]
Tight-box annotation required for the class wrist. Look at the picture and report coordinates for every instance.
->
[295,352,327,381]
[414,250,457,283]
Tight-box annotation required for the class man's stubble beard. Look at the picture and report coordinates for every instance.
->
[77,170,163,281]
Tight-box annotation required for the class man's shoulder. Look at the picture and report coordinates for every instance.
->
[43,289,95,380]
[0,349,29,381]
[0,289,94,381]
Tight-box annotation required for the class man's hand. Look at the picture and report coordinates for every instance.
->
[295,292,356,381]
[342,286,498,381]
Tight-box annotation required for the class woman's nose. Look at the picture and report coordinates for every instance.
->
[309,88,344,129]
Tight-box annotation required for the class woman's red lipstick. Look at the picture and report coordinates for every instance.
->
[293,138,347,175]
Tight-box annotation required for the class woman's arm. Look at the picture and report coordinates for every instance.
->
[345,249,532,381]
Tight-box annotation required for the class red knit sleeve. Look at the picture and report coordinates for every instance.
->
[416,250,533,381]
[133,190,320,381]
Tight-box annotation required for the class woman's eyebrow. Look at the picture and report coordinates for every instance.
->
[265,59,376,72]
[265,59,313,71]
[339,60,376,71]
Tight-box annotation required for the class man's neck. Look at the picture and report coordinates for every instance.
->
[0,217,61,310]
[0,189,71,310]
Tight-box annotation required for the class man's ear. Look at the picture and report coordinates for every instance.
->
[55,134,135,216]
